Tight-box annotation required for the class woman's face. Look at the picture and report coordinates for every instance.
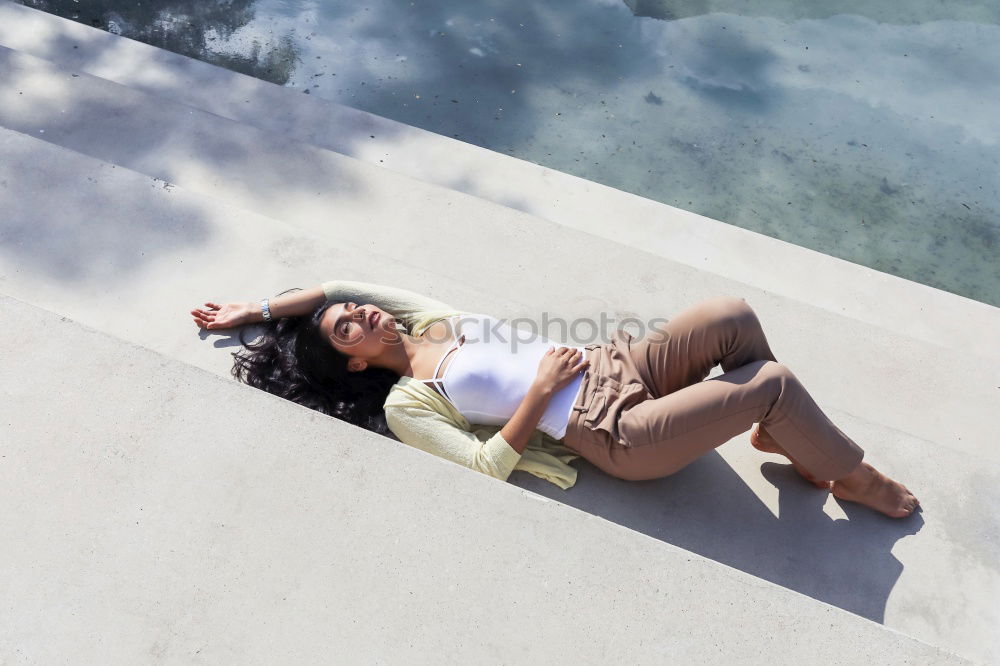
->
[319,302,398,369]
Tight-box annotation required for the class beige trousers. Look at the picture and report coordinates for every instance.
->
[563,297,864,482]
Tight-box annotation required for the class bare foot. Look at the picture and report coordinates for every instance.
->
[831,462,920,519]
[751,425,831,489]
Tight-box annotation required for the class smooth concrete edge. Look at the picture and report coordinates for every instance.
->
[0,0,996,361]
[0,292,967,665]
[2,127,998,663]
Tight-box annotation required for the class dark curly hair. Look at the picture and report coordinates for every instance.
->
[231,292,400,437]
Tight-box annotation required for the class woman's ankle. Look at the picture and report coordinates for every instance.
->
[834,461,874,488]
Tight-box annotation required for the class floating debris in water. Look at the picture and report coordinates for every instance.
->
[645,91,663,105]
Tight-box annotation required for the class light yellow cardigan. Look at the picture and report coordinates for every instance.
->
[323,280,580,489]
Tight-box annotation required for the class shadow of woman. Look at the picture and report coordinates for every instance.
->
[200,325,257,349]
[509,452,922,623]
[752,462,923,621]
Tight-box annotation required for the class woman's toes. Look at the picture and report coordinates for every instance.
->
[833,464,920,518]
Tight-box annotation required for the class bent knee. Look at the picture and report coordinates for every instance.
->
[710,295,757,322]
[688,296,760,337]
[756,360,798,384]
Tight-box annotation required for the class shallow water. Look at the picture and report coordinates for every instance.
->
[18,0,1000,305]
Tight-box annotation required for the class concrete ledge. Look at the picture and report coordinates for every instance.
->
[1,128,998,662]
[0,0,996,360]
[0,294,964,664]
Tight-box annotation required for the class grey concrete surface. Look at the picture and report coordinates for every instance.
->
[0,295,966,665]
[1,128,997,662]
[0,57,995,464]
[0,0,996,361]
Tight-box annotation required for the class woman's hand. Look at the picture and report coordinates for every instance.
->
[190,301,257,330]
[533,346,589,394]
[501,347,589,454]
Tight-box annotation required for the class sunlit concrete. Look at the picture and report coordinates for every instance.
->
[0,0,995,361]
[1,295,965,664]
[0,127,997,662]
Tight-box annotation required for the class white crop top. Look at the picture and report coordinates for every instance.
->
[419,314,588,440]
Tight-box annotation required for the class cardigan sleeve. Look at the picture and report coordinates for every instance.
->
[322,280,458,333]
[384,403,523,482]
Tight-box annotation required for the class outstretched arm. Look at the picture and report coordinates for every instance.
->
[320,280,458,333]
[191,286,326,330]
[192,280,458,331]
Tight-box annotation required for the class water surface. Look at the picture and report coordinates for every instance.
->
[18,0,1000,305]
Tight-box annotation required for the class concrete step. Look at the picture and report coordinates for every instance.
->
[0,45,995,466]
[0,127,996,663]
[0,294,966,664]
[0,0,996,361]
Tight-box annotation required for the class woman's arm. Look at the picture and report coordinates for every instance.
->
[385,405,524,481]
[500,347,588,453]
[499,383,554,454]
[191,286,327,330]
[192,281,457,331]
[265,286,327,319]
[321,281,458,334]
